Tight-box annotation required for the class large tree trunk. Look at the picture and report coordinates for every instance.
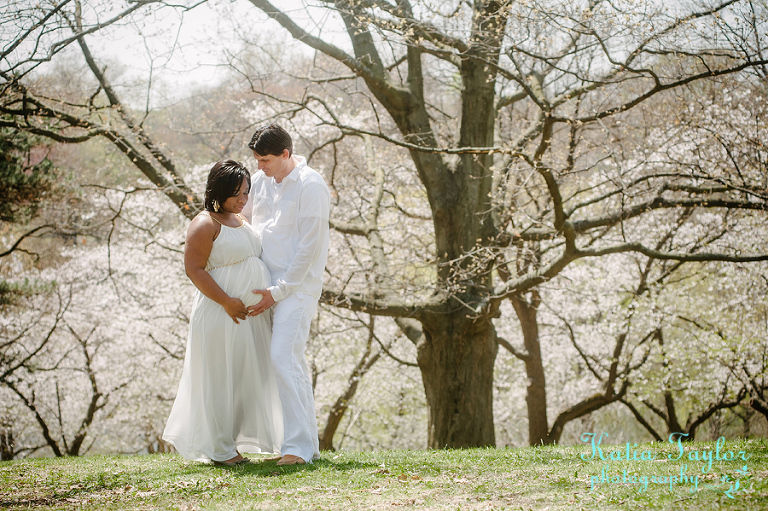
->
[408,2,506,449]
[418,313,498,448]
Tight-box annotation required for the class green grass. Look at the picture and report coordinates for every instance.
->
[1,438,766,510]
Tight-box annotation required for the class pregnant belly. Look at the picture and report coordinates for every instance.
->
[240,257,271,307]
[212,256,271,308]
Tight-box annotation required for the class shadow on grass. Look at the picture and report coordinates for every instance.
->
[211,456,379,478]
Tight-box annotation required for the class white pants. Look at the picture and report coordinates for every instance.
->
[271,294,320,462]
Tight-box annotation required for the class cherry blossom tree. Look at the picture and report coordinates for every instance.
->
[0,177,194,457]
[2,0,767,450]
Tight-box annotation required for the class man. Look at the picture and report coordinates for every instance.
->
[244,123,330,466]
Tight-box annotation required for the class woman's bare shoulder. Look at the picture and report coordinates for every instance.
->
[187,211,220,239]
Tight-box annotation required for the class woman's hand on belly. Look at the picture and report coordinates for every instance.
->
[223,296,249,324]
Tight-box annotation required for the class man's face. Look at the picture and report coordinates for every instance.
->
[252,149,290,180]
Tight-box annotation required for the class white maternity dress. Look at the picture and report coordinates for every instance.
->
[162,213,283,462]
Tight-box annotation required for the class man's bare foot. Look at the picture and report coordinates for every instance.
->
[276,454,306,466]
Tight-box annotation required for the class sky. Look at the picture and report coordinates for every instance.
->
[0,0,348,106]
[89,0,349,101]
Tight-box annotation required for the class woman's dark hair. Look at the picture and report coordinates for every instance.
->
[247,123,293,156]
[203,160,251,212]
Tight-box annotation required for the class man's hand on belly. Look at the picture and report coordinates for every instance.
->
[246,289,276,316]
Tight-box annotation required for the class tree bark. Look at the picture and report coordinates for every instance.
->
[418,312,498,448]
[509,292,550,445]
[0,427,13,461]
[750,397,768,420]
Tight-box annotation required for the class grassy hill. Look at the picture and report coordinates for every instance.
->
[1,438,766,510]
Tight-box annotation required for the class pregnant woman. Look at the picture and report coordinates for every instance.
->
[163,160,282,465]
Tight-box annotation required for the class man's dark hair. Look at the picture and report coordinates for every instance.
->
[248,123,293,157]
[204,160,251,212]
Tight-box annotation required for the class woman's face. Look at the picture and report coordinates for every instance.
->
[220,177,249,214]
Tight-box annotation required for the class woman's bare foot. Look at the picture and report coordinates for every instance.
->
[213,454,250,466]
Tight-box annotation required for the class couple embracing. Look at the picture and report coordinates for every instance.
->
[162,123,330,466]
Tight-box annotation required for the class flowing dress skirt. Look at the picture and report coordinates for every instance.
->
[163,224,282,462]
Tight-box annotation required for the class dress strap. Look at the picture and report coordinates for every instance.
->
[200,211,224,226]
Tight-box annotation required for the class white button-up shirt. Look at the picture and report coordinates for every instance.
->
[246,156,330,302]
